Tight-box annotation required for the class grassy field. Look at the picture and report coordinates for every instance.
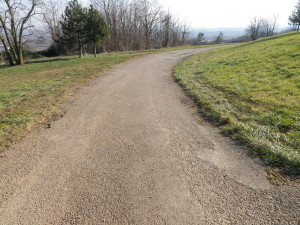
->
[0,45,214,153]
[173,32,300,175]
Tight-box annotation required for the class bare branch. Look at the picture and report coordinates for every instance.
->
[0,0,41,65]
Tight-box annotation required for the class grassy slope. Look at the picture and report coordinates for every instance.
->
[0,45,212,152]
[0,53,140,151]
[173,32,300,174]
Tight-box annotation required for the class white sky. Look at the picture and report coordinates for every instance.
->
[159,0,298,28]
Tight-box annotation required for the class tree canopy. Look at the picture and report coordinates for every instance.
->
[60,0,109,58]
[289,0,300,31]
[61,0,87,58]
[197,32,205,45]
[215,32,224,44]
[86,6,109,57]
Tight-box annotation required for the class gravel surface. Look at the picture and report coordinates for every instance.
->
[0,48,299,224]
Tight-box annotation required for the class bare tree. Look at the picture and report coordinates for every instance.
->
[0,0,41,65]
[92,0,120,51]
[246,17,264,41]
[42,0,66,42]
[262,16,278,37]
[161,10,171,47]
[138,0,160,49]
[40,0,67,55]
[181,19,190,45]
[91,0,189,52]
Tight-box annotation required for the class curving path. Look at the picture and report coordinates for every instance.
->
[0,48,299,224]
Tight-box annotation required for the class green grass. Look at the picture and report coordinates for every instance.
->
[0,45,214,153]
[0,53,142,151]
[173,32,300,175]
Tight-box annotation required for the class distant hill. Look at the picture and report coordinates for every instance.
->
[191,27,246,41]
[0,32,52,52]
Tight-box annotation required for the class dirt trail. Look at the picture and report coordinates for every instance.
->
[0,48,299,224]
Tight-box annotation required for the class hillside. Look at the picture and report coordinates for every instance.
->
[174,32,300,174]
[191,27,245,41]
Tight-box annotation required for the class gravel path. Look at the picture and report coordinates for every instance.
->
[0,48,299,224]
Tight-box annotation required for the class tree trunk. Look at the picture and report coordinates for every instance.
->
[94,42,97,57]
[0,38,15,66]
[16,48,24,65]
[79,41,82,58]
[8,58,15,66]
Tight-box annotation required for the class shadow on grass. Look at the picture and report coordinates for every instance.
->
[0,64,9,69]
[0,57,73,69]
[27,57,72,65]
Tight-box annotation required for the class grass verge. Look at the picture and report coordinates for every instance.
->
[173,32,300,175]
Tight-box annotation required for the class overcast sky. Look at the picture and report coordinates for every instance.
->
[158,0,298,28]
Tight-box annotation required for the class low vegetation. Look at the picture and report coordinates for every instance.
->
[173,32,300,175]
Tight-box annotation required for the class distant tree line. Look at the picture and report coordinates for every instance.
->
[193,31,223,45]
[192,1,300,45]
[1,0,300,65]
[289,0,300,31]
[43,0,109,57]
[43,0,190,56]
[246,0,300,41]
[246,16,279,41]
[90,0,190,51]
